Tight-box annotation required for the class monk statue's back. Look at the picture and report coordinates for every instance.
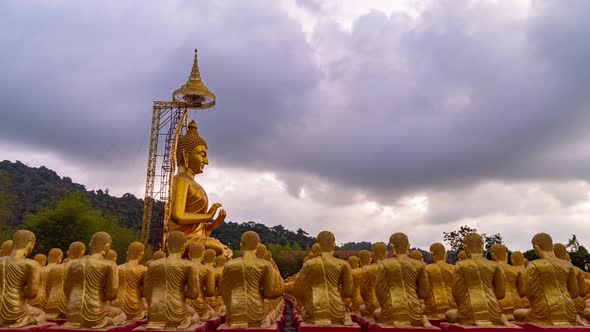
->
[490,244,526,319]
[113,242,147,320]
[46,242,85,319]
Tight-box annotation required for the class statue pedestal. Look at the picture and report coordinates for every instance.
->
[205,319,222,332]
[368,323,441,332]
[516,324,590,332]
[440,323,523,332]
[47,320,66,326]
[0,323,57,332]
[297,323,361,332]
[132,322,207,332]
[50,322,139,332]
[217,324,278,332]
[429,320,445,327]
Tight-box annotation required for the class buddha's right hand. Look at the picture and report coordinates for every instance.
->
[208,203,222,216]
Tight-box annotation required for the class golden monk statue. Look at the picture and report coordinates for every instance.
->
[373,233,431,327]
[457,250,467,261]
[170,120,231,258]
[187,244,216,321]
[220,231,280,328]
[46,242,85,319]
[64,232,126,328]
[0,240,13,257]
[34,254,47,267]
[292,231,353,326]
[113,242,147,320]
[105,249,118,263]
[490,244,526,320]
[30,248,63,310]
[203,249,224,318]
[359,243,387,318]
[303,243,321,262]
[214,255,226,315]
[409,250,425,263]
[446,233,509,326]
[347,255,364,315]
[554,243,590,324]
[425,242,455,319]
[509,251,530,308]
[144,231,199,330]
[0,230,46,327]
[513,233,582,326]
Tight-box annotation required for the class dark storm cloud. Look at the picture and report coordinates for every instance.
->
[1,0,589,203]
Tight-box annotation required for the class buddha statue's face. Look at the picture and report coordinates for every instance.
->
[187,145,208,174]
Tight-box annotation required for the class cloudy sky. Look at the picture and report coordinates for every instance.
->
[2,0,590,250]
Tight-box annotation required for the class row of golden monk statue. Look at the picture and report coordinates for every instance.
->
[0,228,589,331]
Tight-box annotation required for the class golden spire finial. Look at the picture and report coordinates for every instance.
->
[173,49,216,109]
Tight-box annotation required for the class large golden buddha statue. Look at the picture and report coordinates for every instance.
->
[292,231,353,326]
[553,243,589,324]
[514,233,582,326]
[187,243,216,321]
[374,233,431,327]
[0,230,46,327]
[29,248,63,311]
[170,120,230,258]
[446,233,509,326]
[46,242,85,319]
[113,242,147,321]
[348,255,364,315]
[425,242,455,319]
[144,231,199,330]
[64,232,126,328]
[490,244,526,320]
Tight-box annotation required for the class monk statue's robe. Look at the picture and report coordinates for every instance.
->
[64,256,126,328]
[375,255,431,327]
[46,262,70,318]
[350,266,365,314]
[112,262,147,320]
[188,263,216,321]
[425,260,455,319]
[498,261,526,319]
[220,251,277,328]
[294,253,353,325]
[144,256,199,329]
[28,261,51,310]
[360,263,380,317]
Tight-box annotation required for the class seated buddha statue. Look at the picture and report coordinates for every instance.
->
[187,244,216,321]
[170,120,231,258]
[292,231,353,326]
[424,242,455,319]
[0,230,46,327]
[0,240,13,257]
[221,231,280,328]
[490,244,526,320]
[112,242,147,320]
[29,248,63,311]
[64,232,126,328]
[553,243,589,324]
[509,251,530,308]
[360,243,387,318]
[347,255,364,315]
[144,231,199,330]
[46,242,85,319]
[374,233,431,327]
[446,233,509,326]
[513,233,582,326]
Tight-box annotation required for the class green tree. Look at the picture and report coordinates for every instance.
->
[566,234,589,271]
[443,225,478,252]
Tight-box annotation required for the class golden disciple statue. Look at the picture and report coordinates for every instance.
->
[490,244,526,320]
[425,243,455,319]
[113,242,147,320]
[374,233,431,327]
[513,233,582,326]
[144,231,199,330]
[202,249,222,319]
[553,243,590,324]
[360,243,387,318]
[46,242,85,319]
[347,255,364,315]
[64,232,126,328]
[105,249,118,263]
[220,231,280,328]
[187,244,216,321]
[213,255,226,315]
[303,243,321,262]
[457,251,467,261]
[292,231,353,326]
[34,254,47,267]
[409,250,425,263]
[0,240,13,257]
[29,248,63,310]
[0,230,46,327]
[170,120,230,258]
[509,251,530,308]
[446,233,509,326]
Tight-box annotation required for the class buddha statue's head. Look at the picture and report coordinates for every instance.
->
[256,243,267,259]
[409,250,424,262]
[240,231,260,252]
[152,250,166,260]
[463,233,483,258]
[509,251,525,266]
[317,231,336,253]
[215,255,226,268]
[127,242,145,263]
[490,243,508,263]
[310,243,321,257]
[189,243,206,261]
[532,233,553,258]
[373,242,388,261]
[358,250,371,266]
[177,121,208,175]
[105,249,118,262]
[348,255,360,269]
[430,242,447,263]
[553,243,568,260]
[34,254,47,266]
[89,232,112,256]
[390,232,410,256]
[48,248,63,264]
[203,249,216,264]
[0,240,12,257]
[13,230,36,257]
[167,231,188,255]
[68,241,86,259]
[457,250,467,261]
